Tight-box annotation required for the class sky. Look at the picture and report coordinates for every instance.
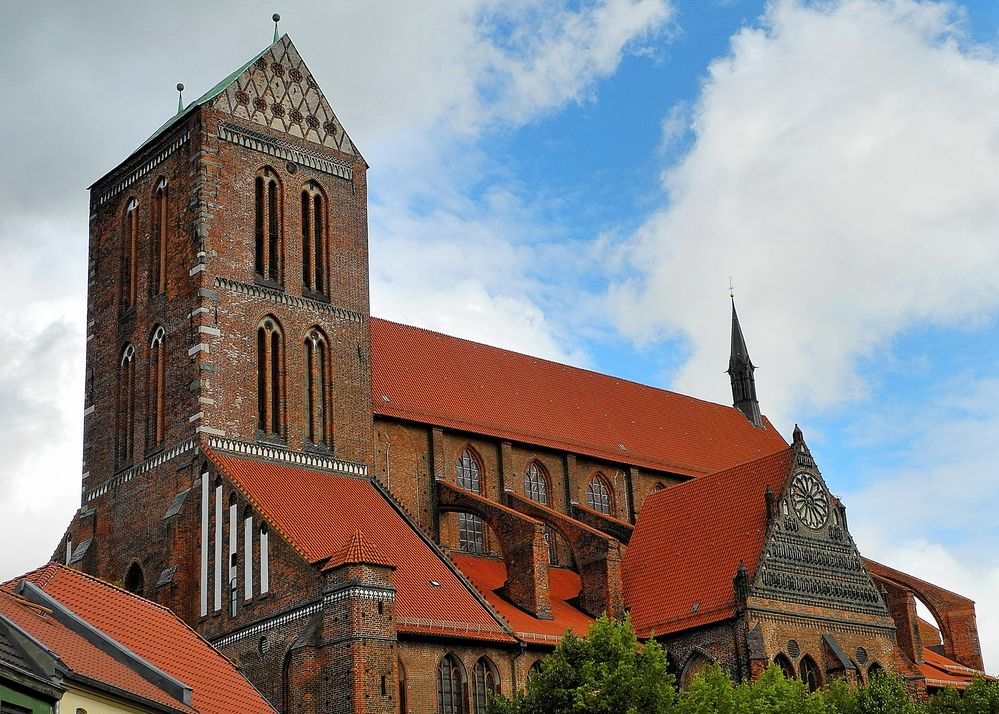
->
[1,0,998,671]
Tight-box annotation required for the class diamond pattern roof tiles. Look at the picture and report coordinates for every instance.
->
[623,448,793,637]
[209,452,512,643]
[3,566,275,714]
[370,318,787,478]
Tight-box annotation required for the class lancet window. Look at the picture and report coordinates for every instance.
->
[304,328,329,446]
[116,343,136,467]
[122,198,138,309]
[256,317,285,437]
[437,653,466,714]
[586,474,613,515]
[146,325,166,450]
[254,168,282,283]
[151,177,168,295]
[301,181,328,295]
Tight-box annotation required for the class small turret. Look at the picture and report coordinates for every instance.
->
[727,296,763,428]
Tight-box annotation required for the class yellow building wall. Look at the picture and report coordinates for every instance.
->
[60,684,164,714]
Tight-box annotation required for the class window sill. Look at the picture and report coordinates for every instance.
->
[254,275,285,291]
[255,431,287,447]
[301,287,329,303]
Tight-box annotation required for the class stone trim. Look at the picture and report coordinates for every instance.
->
[96,129,190,206]
[212,602,322,649]
[215,277,364,324]
[750,607,897,636]
[217,122,353,180]
[84,438,197,502]
[206,436,367,477]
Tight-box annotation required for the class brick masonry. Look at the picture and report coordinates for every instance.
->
[55,33,985,714]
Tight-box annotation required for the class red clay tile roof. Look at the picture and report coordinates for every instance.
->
[452,555,593,645]
[370,318,788,477]
[0,588,193,713]
[329,530,395,569]
[209,452,513,643]
[918,647,992,688]
[6,564,274,714]
[623,448,793,637]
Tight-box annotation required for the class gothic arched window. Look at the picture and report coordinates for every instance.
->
[586,474,613,515]
[146,325,166,450]
[122,198,138,309]
[256,317,285,437]
[124,562,144,596]
[304,328,329,446]
[301,181,328,295]
[437,653,466,714]
[456,449,486,553]
[151,177,168,295]
[116,343,136,467]
[254,168,282,283]
[800,655,821,692]
[774,653,796,679]
[472,657,498,714]
[524,462,549,505]
[456,449,481,492]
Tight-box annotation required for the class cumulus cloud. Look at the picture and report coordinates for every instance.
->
[610,0,999,427]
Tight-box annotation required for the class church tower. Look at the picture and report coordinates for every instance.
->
[66,31,374,614]
[727,297,763,428]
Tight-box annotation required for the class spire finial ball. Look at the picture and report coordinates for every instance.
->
[273,13,281,22]
[176,83,185,92]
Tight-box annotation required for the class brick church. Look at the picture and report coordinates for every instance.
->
[55,31,988,713]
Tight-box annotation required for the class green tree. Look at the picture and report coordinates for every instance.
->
[852,670,922,714]
[486,616,677,714]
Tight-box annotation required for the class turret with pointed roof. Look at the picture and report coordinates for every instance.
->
[728,297,763,428]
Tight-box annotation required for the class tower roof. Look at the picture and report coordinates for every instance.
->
[728,296,754,372]
[328,530,395,570]
[125,34,360,171]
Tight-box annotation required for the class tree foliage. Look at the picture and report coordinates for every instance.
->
[486,616,999,714]
[486,615,676,714]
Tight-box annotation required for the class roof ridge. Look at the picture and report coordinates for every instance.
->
[645,446,792,503]
[370,316,754,414]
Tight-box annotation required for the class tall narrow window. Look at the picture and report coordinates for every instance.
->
[254,168,282,283]
[301,181,327,294]
[124,563,144,596]
[524,463,549,505]
[151,177,168,295]
[586,474,613,515]
[398,658,408,714]
[437,653,465,714]
[256,317,284,438]
[472,657,498,714]
[214,479,223,613]
[304,328,329,446]
[457,449,485,554]
[116,343,136,467]
[146,325,166,450]
[122,198,138,309]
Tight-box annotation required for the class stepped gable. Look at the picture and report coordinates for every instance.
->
[451,555,593,645]
[623,448,794,636]
[5,564,274,714]
[0,589,192,713]
[370,318,788,478]
[209,452,513,643]
[329,530,395,569]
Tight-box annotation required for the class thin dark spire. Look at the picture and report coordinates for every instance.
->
[273,13,281,43]
[727,294,763,428]
[176,83,185,114]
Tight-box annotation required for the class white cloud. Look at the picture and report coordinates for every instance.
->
[610,0,999,429]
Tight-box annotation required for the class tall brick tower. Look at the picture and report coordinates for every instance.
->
[64,32,374,621]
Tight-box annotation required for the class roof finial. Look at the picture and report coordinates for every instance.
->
[729,276,735,299]
[272,13,281,42]
[176,83,185,114]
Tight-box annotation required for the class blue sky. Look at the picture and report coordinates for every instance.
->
[1,0,998,670]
